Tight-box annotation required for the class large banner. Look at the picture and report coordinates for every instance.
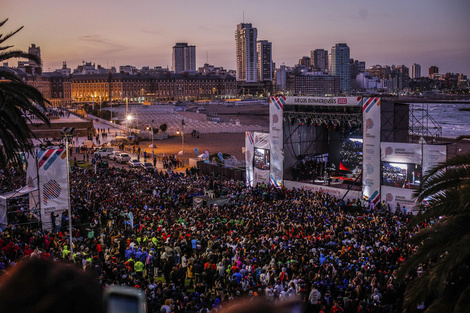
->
[254,168,270,186]
[285,96,362,107]
[362,97,381,204]
[423,144,446,174]
[245,132,254,186]
[37,148,69,231]
[285,180,362,202]
[381,142,422,164]
[269,96,285,187]
[382,186,417,213]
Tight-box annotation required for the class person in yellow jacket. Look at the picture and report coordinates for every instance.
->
[134,260,144,279]
[62,245,70,259]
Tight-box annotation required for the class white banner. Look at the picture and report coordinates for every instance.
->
[382,186,418,213]
[423,144,446,174]
[245,132,254,186]
[381,142,422,164]
[285,96,362,107]
[37,148,69,231]
[269,96,285,187]
[254,168,270,186]
[362,97,381,204]
[254,132,270,149]
[285,180,362,202]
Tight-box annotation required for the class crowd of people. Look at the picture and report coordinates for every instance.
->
[0,164,420,313]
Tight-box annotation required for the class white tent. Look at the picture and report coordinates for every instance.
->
[0,186,38,230]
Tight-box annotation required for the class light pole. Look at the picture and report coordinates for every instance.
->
[181,119,185,155]
[60,127,75,260]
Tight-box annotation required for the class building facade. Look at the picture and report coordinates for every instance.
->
[257,40,272,82]
[286,73,340,95]
[70,73,237,103]
[311,49,328,73]
[330,43,351,92]
[235,23,258,82]
[411,63,421,79]
[172,43,196,73]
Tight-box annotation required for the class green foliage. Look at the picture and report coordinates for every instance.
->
[0,18,50,168]
[159,123,167,133]
[398,153,470,313]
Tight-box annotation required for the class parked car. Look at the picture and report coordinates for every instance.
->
[140,162,154,172]
[115,153,131,163]
[108,151,122,161]
[94,147,118,159]
[128,159,142,168]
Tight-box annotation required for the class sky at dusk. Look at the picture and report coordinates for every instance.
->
[4,0,470,76]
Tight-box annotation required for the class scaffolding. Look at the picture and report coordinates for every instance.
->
[409,103,442,141]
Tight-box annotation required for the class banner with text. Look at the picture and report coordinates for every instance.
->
[382,185,418,213]
[38,148,69,231]
[285,96,362,107]
[269,96,285,187]
[285,180,362,202]
[362,97,381,204]
[423,144,447,174]
[245,132,255,186]
[381,142,422,164]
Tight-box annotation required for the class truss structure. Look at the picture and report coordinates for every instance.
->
[409,103,442,140]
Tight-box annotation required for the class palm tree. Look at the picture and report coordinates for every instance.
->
[0,18,50,167]
[398,153,470,313]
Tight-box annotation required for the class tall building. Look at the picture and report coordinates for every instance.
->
[411,63,421,79]
[330,43,350,92]
[298,56,311,68]
[235,23,258,82]
[429,65,439,77]
[311,49,328,73]
[257,40,272,82]
[172,43,196,73]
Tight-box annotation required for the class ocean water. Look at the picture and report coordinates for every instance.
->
[410,102,470,138]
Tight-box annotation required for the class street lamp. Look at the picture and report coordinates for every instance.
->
[60,127,75,260]
[146,120,155,157]
[181,119,185,155]
[126,114,132,135]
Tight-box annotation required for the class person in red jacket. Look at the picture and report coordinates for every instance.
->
[330,301,344,313]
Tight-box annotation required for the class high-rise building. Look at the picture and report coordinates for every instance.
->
[298,56,311,68]
[257,40,272,82]
[330,43,350,92]
[429,65,439,77]
[311,49,328,73]
[411,63,421,79]
[235,23,258,82]
[172,43,196,73]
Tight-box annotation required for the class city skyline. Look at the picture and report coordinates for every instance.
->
[4,0,470,75]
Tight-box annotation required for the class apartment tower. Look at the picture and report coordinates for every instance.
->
[235,23,258,82]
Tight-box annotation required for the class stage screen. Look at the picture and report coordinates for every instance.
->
[381,162,422,189]
[254,148,270,170]
[339,137,363,176]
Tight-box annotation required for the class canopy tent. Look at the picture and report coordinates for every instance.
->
[0,186,38,230]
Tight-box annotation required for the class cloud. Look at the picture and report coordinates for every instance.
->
[79,35,128,52]
[141,28,165,37]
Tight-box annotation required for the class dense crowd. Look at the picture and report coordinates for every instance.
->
[0,165,418,313]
